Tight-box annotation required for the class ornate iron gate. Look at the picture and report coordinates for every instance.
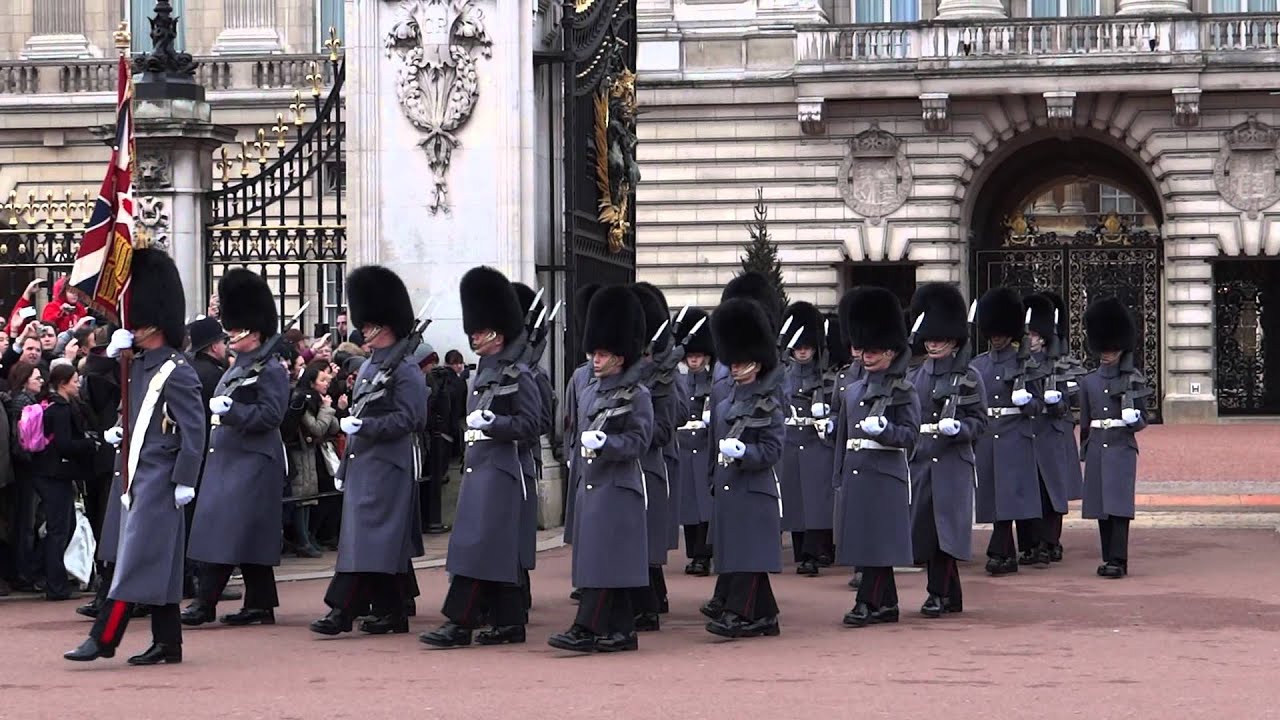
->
[972,213,1163,418]
[1214,259,1280,415]
[558,0,638,379]
[0,194,89,318]
[204,37,345,332]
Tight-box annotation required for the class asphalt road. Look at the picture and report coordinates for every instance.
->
[3,526,1278,719]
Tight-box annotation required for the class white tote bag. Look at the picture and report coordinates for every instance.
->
[63,495,97,586]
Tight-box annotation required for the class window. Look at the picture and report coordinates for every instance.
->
[1029,0,1098,16]
[321,264,344,329]
[854,0,919,23]
[318,0,345,50]
[130,0,186,53]
[1211,0,1278,11]
[1098,185,1139,215]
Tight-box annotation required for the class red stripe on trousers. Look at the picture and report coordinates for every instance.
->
[101,600,128,644]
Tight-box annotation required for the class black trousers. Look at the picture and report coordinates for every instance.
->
[197,563,278,610]
[421,436,450,528]
[987,520,1016,559]
[31,476,74,596]
[93,562,115,606]
[790,531,805,563]
[324,571,404,618]
[441,574,525,628]
[801,528,834,562]
[712,572,779,621]
[91,599,181,648]
[575,587,636,635]
[683,522,711,560]
[855,566,899,610]
[1039,475,1063,546]
[926,551,963,605]
[630,566,667,615]
[1098,516,1131,566]
[182,500,199,597]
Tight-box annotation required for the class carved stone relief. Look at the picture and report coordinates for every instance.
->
[384,0,493,214]
[135,152,172,190]
[1213,115,1280,219]
[838,122,912,224]
[135,195,171,251]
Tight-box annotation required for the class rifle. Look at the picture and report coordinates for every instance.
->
[221,302,311,394]
[522,295,562,367]
[1011,308,1048,394]
[579,358,650,458]
[938,300,981,422]
[718,362,785,466]
[348,300,436,419]
[1118,352,1153,413]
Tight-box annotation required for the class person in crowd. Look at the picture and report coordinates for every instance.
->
[30,362,98,600]
[5,361,45,592]
[284,360,340,558]
[422,348,453,534]
[0,381,15,596]
[0,329,10,358]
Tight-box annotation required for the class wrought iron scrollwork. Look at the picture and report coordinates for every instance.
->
[1214,263,1273,414]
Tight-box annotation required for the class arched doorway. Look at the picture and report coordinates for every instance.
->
[966,134,1164,419]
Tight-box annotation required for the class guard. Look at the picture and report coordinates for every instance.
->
[675,307,715,576]
[548,286,652,653]
[310,265,427,636]
[779,301,833,574]
[513,282,555,611]
[183,269,289,628]
[1038,289,1086,561]
[1080,297,1149,579]
[1023,292,1071,567]
[562,282,600,602]
[833,287,919,628]
[65,248,208,665]
[907,283,986,618]
[421,266,537,648]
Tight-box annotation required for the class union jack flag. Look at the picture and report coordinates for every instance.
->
[69,55,135,325]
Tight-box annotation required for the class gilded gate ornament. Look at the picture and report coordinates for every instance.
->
[1213,115,1280,219]
[838,122,912,224]
[594,69,639,254]
[385,0,493,214]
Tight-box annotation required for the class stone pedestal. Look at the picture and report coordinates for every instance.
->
[1116,0,1191,14]
[934,0,1008,20]
[347,0,540,352]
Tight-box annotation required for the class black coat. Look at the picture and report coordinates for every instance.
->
[31,395,96,481]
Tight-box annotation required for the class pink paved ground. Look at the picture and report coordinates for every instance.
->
[1133,424,1280,482]
[3,526,1278,719]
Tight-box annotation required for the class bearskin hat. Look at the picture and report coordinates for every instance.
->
[782,301,825,351]
[721,271,780,332]
[460,266,524,340]
[583,285,644,367]
[633,282,671,354]
[825,312,852,367]
[976,287,1025,339]
[217,268,278,340]
[126,248,186,349]
[840,286,907,352]
[1040,290,1070,340]
[1024,292,1057,342]
[1084,297,1137,353]
[909,283,969,345]
[712,298,777,374]
[346,265,415,339]
[674,306,714,358]
[573,282,601,344]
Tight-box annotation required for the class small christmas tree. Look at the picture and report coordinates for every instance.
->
[741,187,789,311]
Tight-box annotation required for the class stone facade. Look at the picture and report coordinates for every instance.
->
[634,2,1280,422]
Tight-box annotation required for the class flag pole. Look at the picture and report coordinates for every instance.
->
[113,22,136,498]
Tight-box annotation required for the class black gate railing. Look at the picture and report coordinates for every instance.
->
[1213,258,1280,415]
[205,34,345,333]
[0,193,93,321]
[972,213,1163,420]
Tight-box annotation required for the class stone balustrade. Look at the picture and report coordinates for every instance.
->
[0,53,336,95]
[797,13,1280,65]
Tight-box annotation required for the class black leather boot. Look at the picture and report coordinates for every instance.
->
[220,608,275,626]
[419,622,472,648]
[64,637,114,662]
[547,624,596,653]
[180,602,216,627]
[797,559,820,577]
[699,597,725,621]
[359,614,409,635]
[309,609,354,635]
[635,612,661,632]
[595,631,638,652]
[127,643,182,665]
[476,625,526,646]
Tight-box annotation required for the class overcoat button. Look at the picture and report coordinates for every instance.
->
[723,485,730,491]
[993,434,1000,439]
[586,484,593,490]
[932,458,938,462]
[1103,444,1108,448]
[466,467,473,473]
[852,470,858,475]
[799,445,804,450]
[692,449,698,454]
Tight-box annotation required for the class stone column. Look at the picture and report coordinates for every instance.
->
[1032,191,1059,215]
[1116,0,1190,15]
[23,0,99,59]
[935,0,1008,20]
[213,0,284,55]
[1060,182,1087,215]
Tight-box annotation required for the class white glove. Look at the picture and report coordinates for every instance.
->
[174,485,196,508]
[466,409,495,430]
[104,426,124,446]
[810,402,830,419]
[1121,408,1141,426]
[718,438,746,459]
[209,396,233,415]
[1011,389,1033,407]
[820,419,835,436]
[120,493,132,511]
[1044,390,1063,405]
[106,328,134,358]
[340,416,363,435]
[334,477,344,492]
[581,430,606,451]
[939,418,962,436]
[701,410,711,425]
[859,416,887,436]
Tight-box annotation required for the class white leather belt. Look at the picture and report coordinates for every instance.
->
[846,438,893,451]
[679,421,707,431]
[919,423,939,435]
[1089,419,1124,429]
[464,429,493,443]
[784,417,816,427]
[988,407,1021,417]
[210,414,222,427]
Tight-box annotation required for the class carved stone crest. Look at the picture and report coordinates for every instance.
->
[385,0,492,214]
[838,122,912,224]
[134,196,170,251]
[1213,115,1280,219]
[135,152,172,190]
